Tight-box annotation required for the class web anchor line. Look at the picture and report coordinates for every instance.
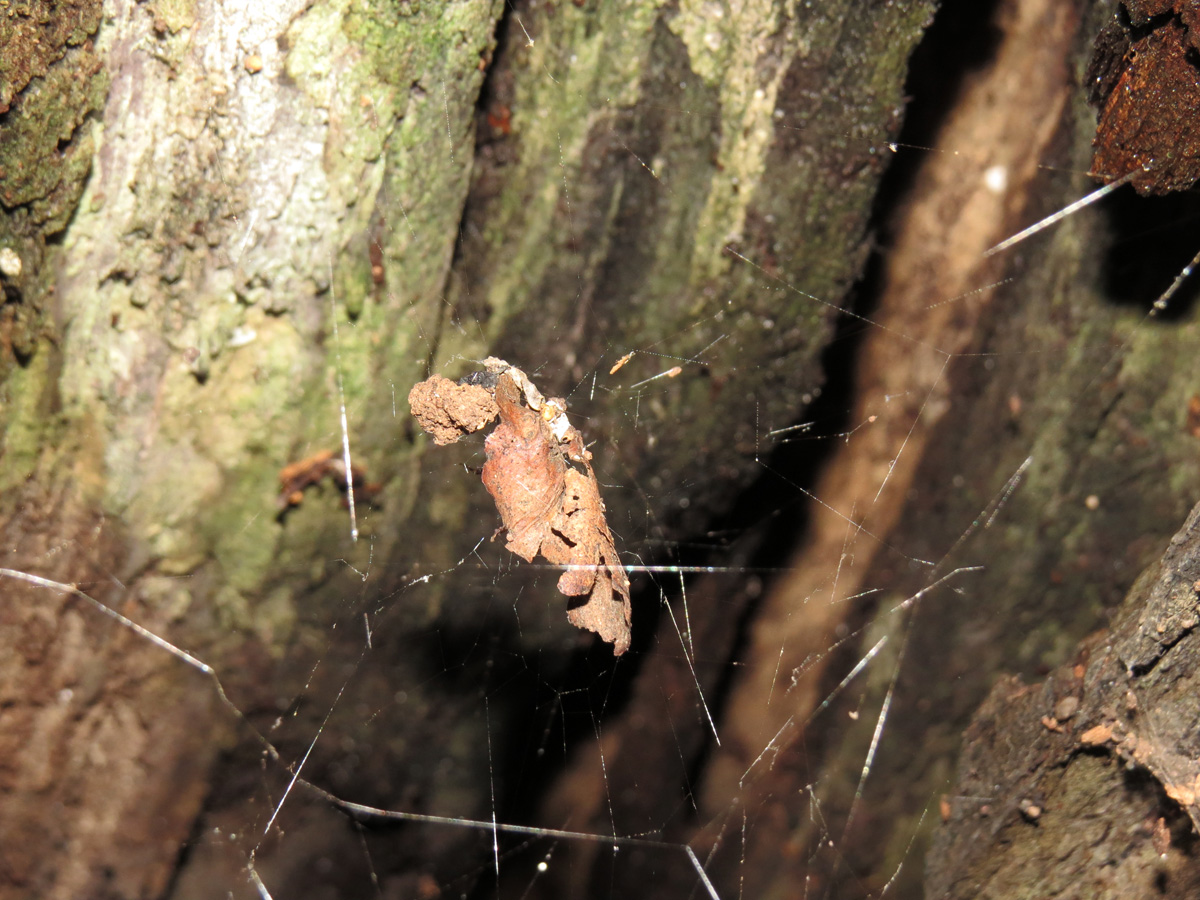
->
[313,788,725,900]
[983,168,1140,257]
[1,567,726,899]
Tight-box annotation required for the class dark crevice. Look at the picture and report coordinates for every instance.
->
[447,0,519,337]
[890,0,1007,181]
[473,0,1014,888]
[682,0,1015,792]
[1099,186,1200,318]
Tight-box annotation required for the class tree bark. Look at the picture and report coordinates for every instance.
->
[11,0,1197,896]
[694,0,1200,897]
[528,0,1200,897]
[927,501,1200,898]
[0,0,938,897]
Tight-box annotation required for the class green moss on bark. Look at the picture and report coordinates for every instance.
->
[450,0,936,539]
[0,0,106,409]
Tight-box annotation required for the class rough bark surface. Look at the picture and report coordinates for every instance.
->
[1088,0,1200,193]
[3,0,511,895]
[529,0,1200,897]
[927,502,1200,898]
[0,0,936,896]
[454,0,938,538]
[10,0,1198,895]
[0,0,106,383]
[695,0,1200,896]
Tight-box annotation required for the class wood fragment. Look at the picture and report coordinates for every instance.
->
[1088,4,1200,194]
[277,450,381,512]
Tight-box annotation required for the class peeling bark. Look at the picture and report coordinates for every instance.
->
[1088,0,1200,193]
[928,502,1200,898]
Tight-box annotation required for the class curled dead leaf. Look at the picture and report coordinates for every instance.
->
[409,361,632,654]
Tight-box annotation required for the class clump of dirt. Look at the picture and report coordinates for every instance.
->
[406,375,498,445]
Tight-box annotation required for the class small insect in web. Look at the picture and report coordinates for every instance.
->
[609,351,634,374]
[275,450,382,514]
[988,2,1200,312]
[408,358,633,654]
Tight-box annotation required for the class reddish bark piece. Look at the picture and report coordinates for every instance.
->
[409,365,632,654]
[1089,8,1200,194]
[278,450,336,508]
[1124,0,1200,38]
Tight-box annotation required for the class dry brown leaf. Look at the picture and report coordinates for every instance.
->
[409,362,632,654]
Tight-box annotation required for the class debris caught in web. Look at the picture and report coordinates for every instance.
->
[408,358,633,655]
[277,450,381,513]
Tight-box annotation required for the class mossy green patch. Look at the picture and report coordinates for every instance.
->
[148,0,196,34]
[0,0,107,391]
[0,34,107,228]
[55,0,507,628]
[0,341,59,494]
[0,0,104,112]
[441,0,938,538]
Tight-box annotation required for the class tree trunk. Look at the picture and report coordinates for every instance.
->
[927,501,1200,898]
[7,0,1197,896]
[524,0,1200,897]
[0,0,939,897]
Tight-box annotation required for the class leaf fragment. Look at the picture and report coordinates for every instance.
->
[408,362,632,654]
